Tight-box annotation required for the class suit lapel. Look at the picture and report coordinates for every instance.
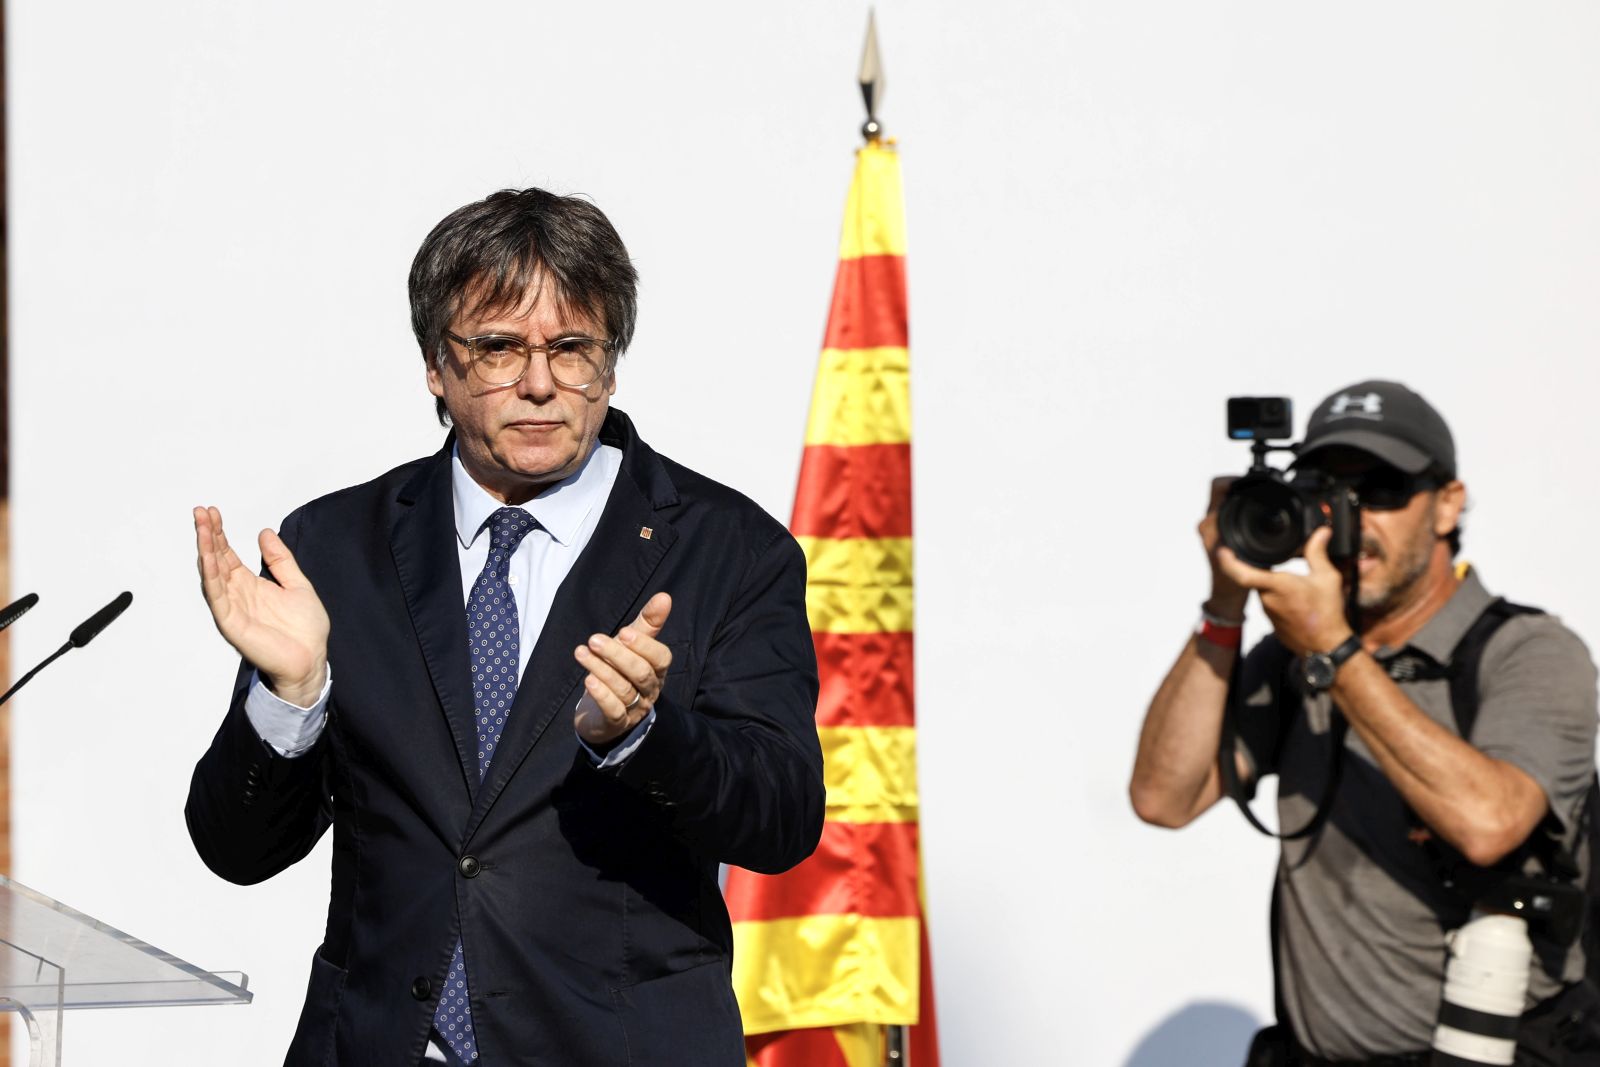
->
[463,459,678,843]
[389,443,481,800]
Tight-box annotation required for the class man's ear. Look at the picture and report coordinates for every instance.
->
[426,345,447,399]
[1435,479,1467,538]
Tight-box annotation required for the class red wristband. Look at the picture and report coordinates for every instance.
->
[1198,619,1243,649]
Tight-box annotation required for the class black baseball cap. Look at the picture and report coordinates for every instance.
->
[1295,380,1456,480]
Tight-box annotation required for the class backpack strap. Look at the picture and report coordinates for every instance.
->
[1446,598,1545,743]
[1442,599,1577,874]
[1422,598,1586,889]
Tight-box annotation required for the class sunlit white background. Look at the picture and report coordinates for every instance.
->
[9,2,1600,1063]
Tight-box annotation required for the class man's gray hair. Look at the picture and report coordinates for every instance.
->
[408,188,638,425]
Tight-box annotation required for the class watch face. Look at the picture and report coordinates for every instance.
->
[1303,653,1337,691]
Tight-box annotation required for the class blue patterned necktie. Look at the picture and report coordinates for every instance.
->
[434,506,538,1063]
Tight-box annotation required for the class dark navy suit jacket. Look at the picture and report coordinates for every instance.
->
[186,410,825,1066]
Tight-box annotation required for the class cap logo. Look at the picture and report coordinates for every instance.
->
[1328,391,1384,421]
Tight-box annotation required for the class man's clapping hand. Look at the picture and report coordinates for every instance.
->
[573,592,673,745]
[194,506,330,707]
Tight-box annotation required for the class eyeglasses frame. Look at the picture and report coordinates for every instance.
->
[443,330,618,391]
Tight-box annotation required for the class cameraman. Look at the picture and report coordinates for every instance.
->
[1129,380,1599,1065]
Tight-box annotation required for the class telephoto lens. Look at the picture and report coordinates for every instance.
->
[1431,910,1531,1065]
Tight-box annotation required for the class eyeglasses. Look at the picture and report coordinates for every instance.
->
[1301,464,1437,510]
[444,332,616,390]
[1354,467,1437,510]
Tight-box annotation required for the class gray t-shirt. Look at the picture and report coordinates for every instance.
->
[1234,568,1598,1060]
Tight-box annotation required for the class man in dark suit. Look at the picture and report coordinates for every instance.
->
[186,188,825,1066]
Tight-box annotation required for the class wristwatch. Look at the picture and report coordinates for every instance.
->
[1302,634,1363,692]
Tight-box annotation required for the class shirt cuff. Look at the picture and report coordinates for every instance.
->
[243,667,332,758]
[577,708,656,768]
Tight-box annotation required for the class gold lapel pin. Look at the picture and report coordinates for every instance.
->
[639,527,653,540]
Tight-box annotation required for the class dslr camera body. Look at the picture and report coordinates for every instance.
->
[1219,397,1360,569]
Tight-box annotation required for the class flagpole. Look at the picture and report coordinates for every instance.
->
[857,11,910,1067]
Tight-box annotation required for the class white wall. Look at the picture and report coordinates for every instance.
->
[8,2,1600,1064]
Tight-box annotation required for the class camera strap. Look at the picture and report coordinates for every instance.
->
[1218,649,1348,841]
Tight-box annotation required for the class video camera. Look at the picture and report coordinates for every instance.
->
[1219,397,1360,569]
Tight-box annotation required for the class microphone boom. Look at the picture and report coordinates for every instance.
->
[0,591,134,707]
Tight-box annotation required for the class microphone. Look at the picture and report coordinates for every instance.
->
[0,593,39,633]
[70,591,133,648]
[0,592,134,708]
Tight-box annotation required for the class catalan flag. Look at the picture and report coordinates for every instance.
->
[726,140,940,1067]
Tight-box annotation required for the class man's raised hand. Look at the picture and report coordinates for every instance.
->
[1217,525,1352,656]
[573,592,673,746]
[194,506,330,707]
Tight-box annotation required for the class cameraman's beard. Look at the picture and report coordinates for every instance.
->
[1356,528,1435,618]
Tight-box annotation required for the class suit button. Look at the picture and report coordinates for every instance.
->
[458,855,481,878]
[411,977,432,1001]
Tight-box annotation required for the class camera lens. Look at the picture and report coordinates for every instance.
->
[1219,475,1311,568]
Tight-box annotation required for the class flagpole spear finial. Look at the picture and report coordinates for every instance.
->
[858,9,885,142]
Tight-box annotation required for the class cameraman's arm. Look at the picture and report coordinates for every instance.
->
[1130,477,1256,828]
[1131,632,1252,827]
[1218,527,1552,867]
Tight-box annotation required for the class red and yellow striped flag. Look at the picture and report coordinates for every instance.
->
[726,140,940,1067]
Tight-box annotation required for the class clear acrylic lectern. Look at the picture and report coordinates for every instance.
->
[0,875,250,1065]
